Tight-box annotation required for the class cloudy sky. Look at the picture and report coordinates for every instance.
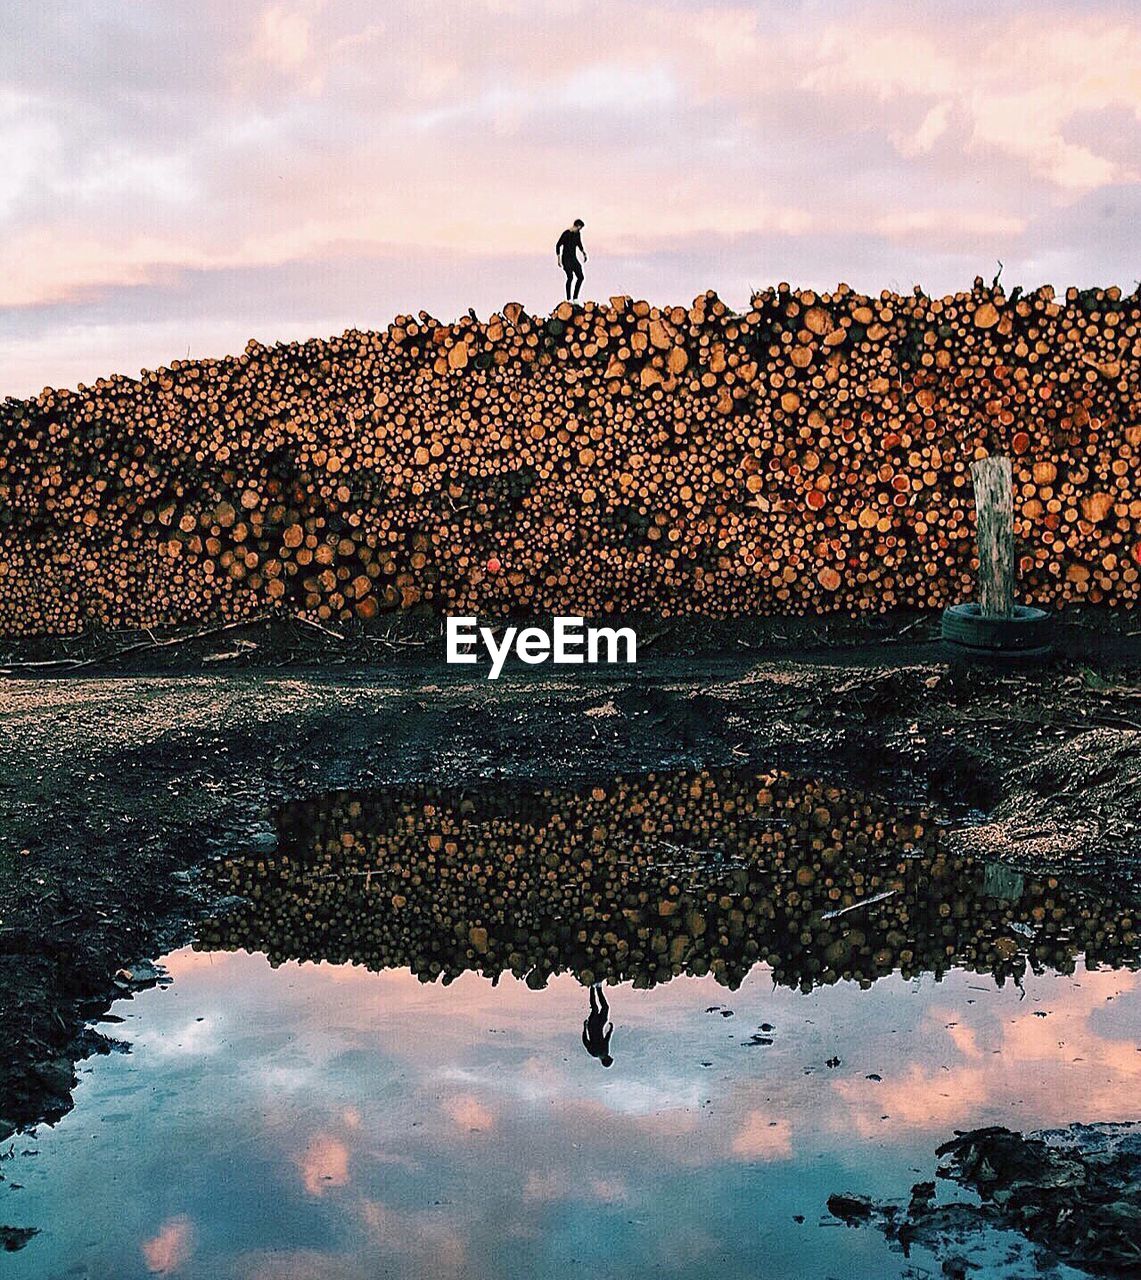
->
[2,0,1139,396]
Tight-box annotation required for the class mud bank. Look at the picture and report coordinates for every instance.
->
[831,1123,1141,1277]
[1,627,1139,1143]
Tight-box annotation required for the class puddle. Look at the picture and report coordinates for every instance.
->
[204,769,1139,990]
[3,770,1137,1279]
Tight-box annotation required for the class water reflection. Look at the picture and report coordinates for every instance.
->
[200,770,1140,990]
[4,952,1128,1280]
[583,983,614,1067]
[6,771,1132,1279]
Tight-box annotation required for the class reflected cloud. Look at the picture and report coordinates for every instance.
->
[161,950,222,978]
[298,1133,350,1196]
[588,1177,628,1204]
[833,969,1141,1139]
[240,1248,370,1280]
[357,1199,467,1277]
[444,1094,495,1133]
[18,940,1141,1280]
[523,1168,568,1202]
[142,1214,194,1274]
[837,1063,992,1139]
[730,1111,794,1161]
[132,1016,219,1060]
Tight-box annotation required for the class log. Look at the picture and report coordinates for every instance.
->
[0,279,1138,635]
[971,456,1015,617]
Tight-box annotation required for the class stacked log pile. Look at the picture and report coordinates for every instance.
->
[2,280,1138,636]
[199,770,1140,992]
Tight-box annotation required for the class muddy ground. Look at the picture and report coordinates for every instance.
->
[830,1123,1141,1277]
[1,610,1139,1148]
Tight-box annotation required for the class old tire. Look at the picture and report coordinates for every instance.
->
[941,603,1053,662]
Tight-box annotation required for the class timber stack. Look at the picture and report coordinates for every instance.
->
[1,279,1138,636]
[198,770,1140,992]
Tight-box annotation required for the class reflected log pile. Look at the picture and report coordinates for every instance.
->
[2,281,1140,636]
[198,770,1140,992]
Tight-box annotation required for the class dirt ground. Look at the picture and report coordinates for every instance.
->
[1,610,1139,1144]
[831,1123,1141,1277]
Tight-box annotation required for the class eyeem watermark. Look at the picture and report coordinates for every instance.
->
[446,616,637,679]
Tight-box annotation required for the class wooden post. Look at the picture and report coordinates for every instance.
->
[971,455,1015,617]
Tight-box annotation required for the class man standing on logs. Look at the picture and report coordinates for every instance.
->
[556,219,587,302]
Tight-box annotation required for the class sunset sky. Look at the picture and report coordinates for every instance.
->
[2,0,1139,396]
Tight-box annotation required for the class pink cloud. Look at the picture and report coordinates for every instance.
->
[808,10,1141,189]
[357,1199,468,1277]
[141,1215,195,1275]
[730,1110,794,1161]
[833,970,1141,1139]
[298,1133,351,1196]
[588,1177,629,1204]
[444,1094,495,1132]
[3,2,1139,393]
[240,1248,371,1280]
[523,1168,568,1202]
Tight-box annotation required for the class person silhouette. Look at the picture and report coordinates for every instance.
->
[582,981,613,1067]
[556,220,587,302]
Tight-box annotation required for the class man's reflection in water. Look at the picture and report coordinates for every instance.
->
[582,982,614,1067]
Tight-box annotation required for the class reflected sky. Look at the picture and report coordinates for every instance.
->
[3,949,1134,1280]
